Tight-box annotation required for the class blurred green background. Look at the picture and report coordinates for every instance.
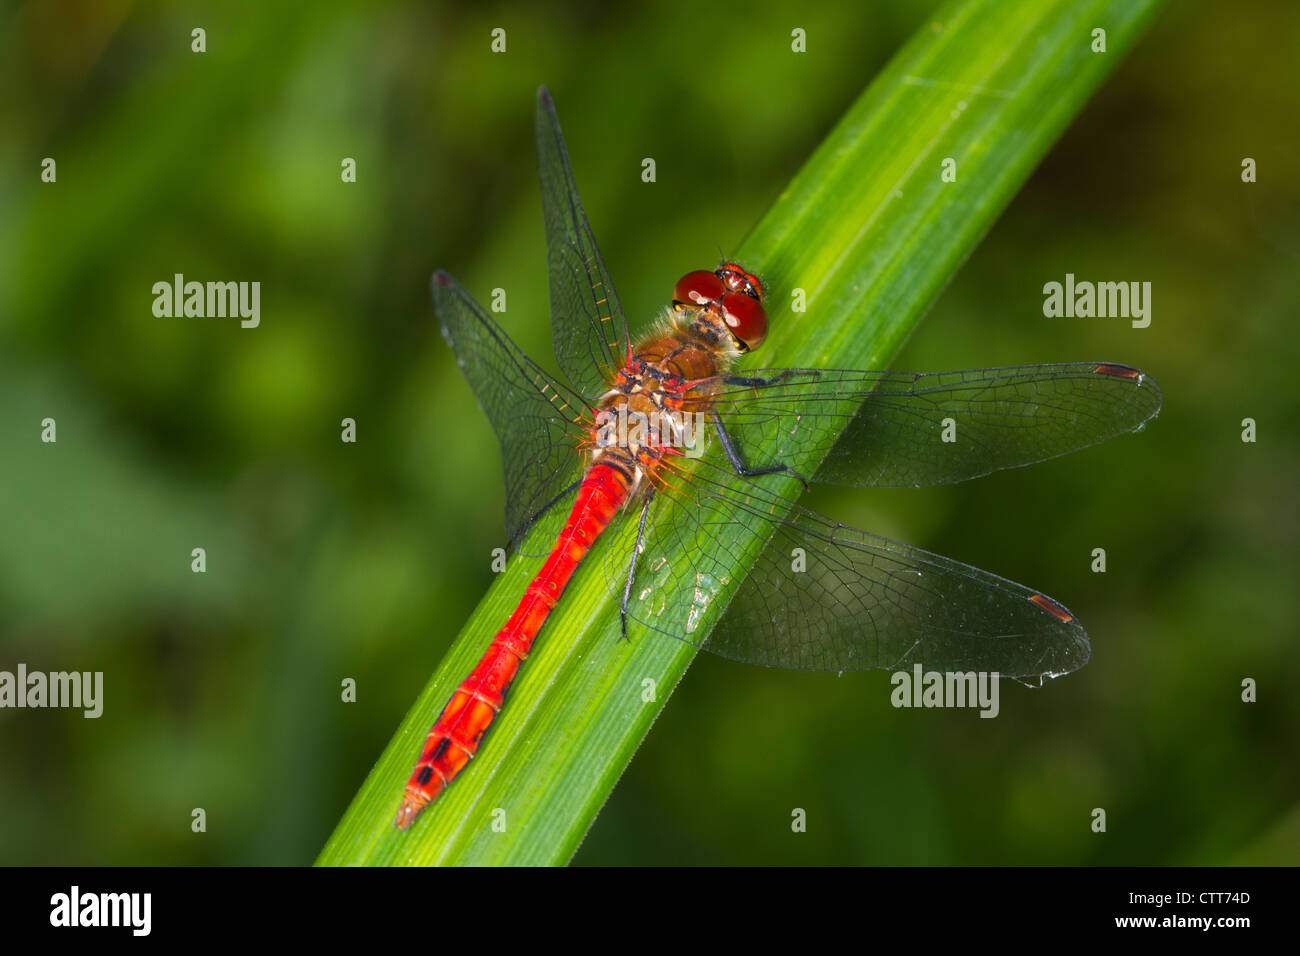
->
[1,0,1296,865]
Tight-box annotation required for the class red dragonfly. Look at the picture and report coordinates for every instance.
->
[395,87,1162,829]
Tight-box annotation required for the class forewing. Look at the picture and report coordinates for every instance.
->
[536,87,632,400]
[431,270,590,553]
[706,363,1162,487]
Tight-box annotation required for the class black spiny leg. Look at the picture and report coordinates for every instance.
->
[710,411,809,491]
[621,489,655,641]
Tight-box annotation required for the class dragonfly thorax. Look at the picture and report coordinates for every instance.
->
[595,363,690,466]
[588,265,768,471]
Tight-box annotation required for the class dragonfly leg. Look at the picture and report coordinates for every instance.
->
[620,489,656,641]
[710,411,809,491]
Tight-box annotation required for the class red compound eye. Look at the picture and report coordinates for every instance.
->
[720,292,768,351]
[674,270,725,305]
[716,262,765,302]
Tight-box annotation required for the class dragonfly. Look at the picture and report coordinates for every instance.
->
[395,86,1163,829]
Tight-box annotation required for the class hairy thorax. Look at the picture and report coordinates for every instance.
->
[591,312,742,484]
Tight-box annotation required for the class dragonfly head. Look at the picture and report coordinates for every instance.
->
[672,263,768,352]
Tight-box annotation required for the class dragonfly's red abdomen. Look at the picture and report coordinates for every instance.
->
[395,462,632,829]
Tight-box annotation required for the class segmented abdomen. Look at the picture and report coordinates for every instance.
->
[395,461,632,829]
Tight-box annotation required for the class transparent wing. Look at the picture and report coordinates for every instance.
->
[431,270,590,553]
[536,86,632,400]
[703,363,1162,487]
[608,455,1090,685]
